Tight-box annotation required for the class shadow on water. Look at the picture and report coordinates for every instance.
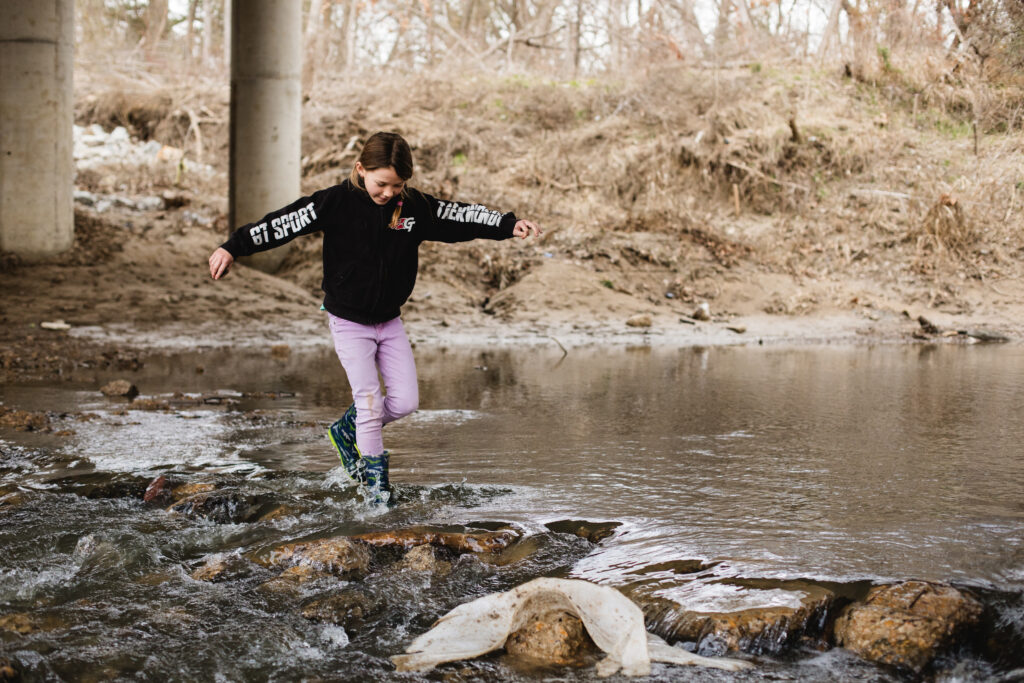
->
[2,343,1024,680]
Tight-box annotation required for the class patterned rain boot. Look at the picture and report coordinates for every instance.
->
[361,451,392,505]
[327,404,365,484]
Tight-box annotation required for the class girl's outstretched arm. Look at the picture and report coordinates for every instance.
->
[512,219,542,239]
[209,247,234,280]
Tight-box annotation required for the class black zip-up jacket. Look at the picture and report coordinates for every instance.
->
[220,179,517,324]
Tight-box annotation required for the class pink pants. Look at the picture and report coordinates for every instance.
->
[328,314,419,455]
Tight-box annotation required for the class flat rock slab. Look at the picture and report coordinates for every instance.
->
[351,526,521,554]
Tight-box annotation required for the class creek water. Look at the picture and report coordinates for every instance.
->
[2,342,1023,681]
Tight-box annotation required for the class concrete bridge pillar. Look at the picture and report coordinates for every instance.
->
[230,0,302,273]
[0,0,75,258]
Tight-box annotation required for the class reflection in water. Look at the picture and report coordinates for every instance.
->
[2,343,1023,679]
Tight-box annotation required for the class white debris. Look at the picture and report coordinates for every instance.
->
[391,577,752,677]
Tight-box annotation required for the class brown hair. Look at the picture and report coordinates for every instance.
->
[350,132,413,229]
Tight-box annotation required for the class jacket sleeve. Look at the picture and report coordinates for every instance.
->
[219,186,339,257]
[418,192,517,243]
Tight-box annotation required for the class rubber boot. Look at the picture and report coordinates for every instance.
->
[327,403,365,484]
[361,451,391,505]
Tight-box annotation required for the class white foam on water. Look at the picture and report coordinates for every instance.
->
[653,580,808,612]
[403,409,485,426]
[320,624,349,648]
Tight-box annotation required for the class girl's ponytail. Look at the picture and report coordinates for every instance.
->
[389,199,404,230]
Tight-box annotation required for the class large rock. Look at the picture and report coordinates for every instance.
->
[256,537,371,577]
[833,581,983,672]
[351,526,520,554]
[505,609,597,666]
[635,582,837,656]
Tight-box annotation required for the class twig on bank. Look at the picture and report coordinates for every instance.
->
[546,335,568,359]
[724,161,809,193]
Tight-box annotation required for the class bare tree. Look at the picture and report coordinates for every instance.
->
[142,0,169,52]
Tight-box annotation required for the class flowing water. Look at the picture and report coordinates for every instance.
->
[2,342,1023,681]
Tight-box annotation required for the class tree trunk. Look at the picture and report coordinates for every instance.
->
[569,0,583,79]
[186,0,198,62]
[818,0,842,59]
[143,0,169,52]
[303,0,325,92]
[223,0,232,66]
[202,0,214,64]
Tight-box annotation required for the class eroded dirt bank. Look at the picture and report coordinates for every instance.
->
[3,65,1023,382]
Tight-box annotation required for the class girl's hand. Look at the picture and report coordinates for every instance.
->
[513,219,542,239]
[209,247,234,280]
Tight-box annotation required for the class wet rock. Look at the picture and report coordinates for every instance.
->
[0,406,50,432]
[301,590,374,629]
[257,565,329,596]
[190,553,251,583]
[0,489,29,509]
[636,582,837,656]
[0,657,21,681]
[476,535,543,567]
[544,520,621,544]
[143,475,171,504]
[0,612,65,635]
[351,526,521,554]
[257,505,296,522]
[54,472,150,500]
[833,581,983,673]
[170,482,217,500]
[100,380,139,399]
[394,544,452,575]
[626,314,652,328]
[169,490,273,524]
[505,609,598,666]
[257,537,371,577]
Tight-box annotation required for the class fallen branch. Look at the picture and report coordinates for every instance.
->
[724,161,809,193]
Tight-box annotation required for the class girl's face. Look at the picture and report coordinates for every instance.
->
[356,163,406,205]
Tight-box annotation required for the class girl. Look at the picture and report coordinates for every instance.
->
[208,132,541,503]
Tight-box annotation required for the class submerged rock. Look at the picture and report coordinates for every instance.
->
[257,537,371,577]
[351,526,521,554]
[257,565,329,596]
[169,490,273,524]
[394,544,452,575]
[190,553,252,583]
[301,590,374,629]
[636,581,837,656]
[392,577,751,676]
[834,581,983,673]
[0,612,65,635]
[0,657,21,681]
[544,520,621,544]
